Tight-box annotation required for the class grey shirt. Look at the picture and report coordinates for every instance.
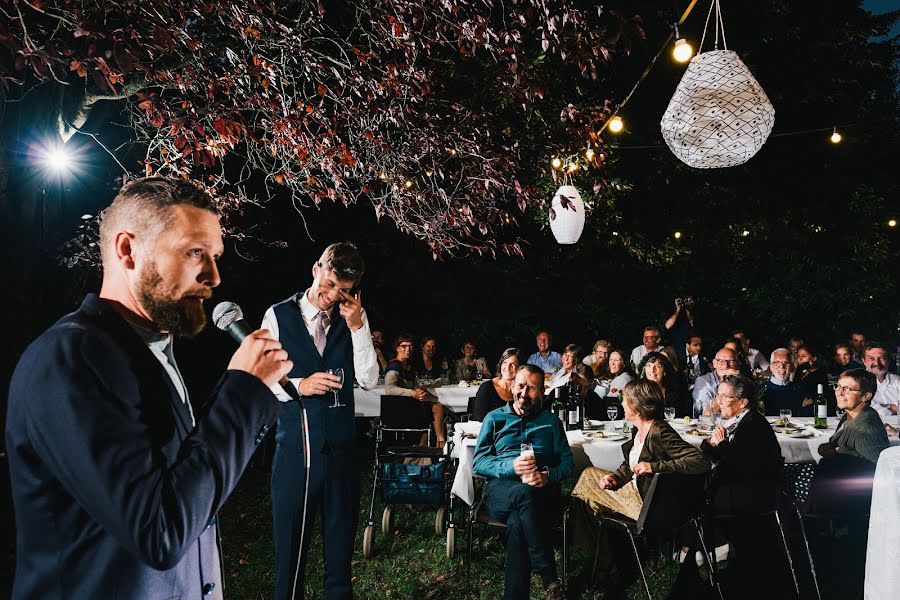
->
[830,404,890,464]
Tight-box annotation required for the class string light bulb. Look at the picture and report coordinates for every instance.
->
[608,116,624,133]
[378,170,388,182]
[830,128,842,144]
[672,23,693,64]
[565,162,579,174]
[673,231,682,239]
[584,148,595,161]
[551,157,562,169]
[404,178,413,189]
[889,219,897,228]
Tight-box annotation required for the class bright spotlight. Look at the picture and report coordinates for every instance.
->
[44,146,72,173]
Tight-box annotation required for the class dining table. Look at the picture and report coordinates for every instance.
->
[450,415,900,506]
[353,379,483,417]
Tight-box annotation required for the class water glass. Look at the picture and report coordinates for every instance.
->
[664,407,676,421]
[779,409,792,426]
[520,442,534,459]
[699,399,714,429]
[835,407,846,420]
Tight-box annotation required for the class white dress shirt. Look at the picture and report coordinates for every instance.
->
[747,348,769,372]
[630,345,662,370]
[261,290,379,401]
[871,372,900,417]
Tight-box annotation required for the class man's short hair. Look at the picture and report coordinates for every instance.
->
[318,242,364,283]
[721,374,756,403]
[536,329,551,339]
[840,368,878,398]
[622,379,665,421]
[643,325,660,336]
[563,343,581,357]
[517,363,545,387]
[770,347,790,363]
[99,177,218,265]
[864,342,891,357]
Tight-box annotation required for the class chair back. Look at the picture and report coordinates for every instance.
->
[380,395,431,432]
[466,396,475,418]
[636,472,707,534]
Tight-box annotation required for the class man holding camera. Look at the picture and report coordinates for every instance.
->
[664,296,695,364]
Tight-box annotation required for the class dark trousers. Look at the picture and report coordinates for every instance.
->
[483,477,560,600]
[271,437,360,600]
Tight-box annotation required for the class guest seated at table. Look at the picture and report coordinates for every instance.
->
[795,344,828,399]
[583,339,612,379]
[384,334,445,446]
[547,344,580,391]
[723,337,753,378]
[701,375,783,514]
[732,329,770,374]
[454,339,492,382]
[699,375,785,596]
[830,342,864,378]
[372,329,388,375]
[850,330,867,364]
[692,347,741,417]
[683,332,710,383]
[630,326,663,372]
[412,335,448,380]
[788,335,805,368]
[527,329,562,373]
[570,363,605,420]
[596,349,635,398]
[804,369,889,593]
[472,347,520,422]
[638,351,689,417]
[865,342,900,417]
[472,364,572,600]
[573,379,712,519]
[760,348,812,417]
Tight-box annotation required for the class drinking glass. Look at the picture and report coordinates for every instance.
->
[664,407,676,421]
[779,409,792,427]
[699,399,714,430]
[520,442,535,482]
[607,405,619,422]
[835,407,846,420]
[327,368,346,408]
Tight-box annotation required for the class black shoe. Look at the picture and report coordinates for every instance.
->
[545,580,567,600]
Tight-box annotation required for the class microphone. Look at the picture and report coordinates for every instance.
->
[213,301,300,400]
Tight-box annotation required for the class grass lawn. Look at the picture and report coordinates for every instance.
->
[219,448,680,599]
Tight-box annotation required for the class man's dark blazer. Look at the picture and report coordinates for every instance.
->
[5,294,280,599]
[701,408,784,514]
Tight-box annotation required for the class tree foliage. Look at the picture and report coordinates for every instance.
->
[0,0,646,258]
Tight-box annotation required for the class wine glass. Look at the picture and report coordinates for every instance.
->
[779,408,792,427]
[664,407,676,421]
[327,368,346,408]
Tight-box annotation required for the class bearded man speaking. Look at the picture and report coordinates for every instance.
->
[6,177,292,599]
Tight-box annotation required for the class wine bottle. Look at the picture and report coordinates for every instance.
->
[814,383,827,428]
[550,387,565,425]
[567,380,580,431]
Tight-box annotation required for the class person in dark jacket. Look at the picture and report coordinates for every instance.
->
[6,177,291,600]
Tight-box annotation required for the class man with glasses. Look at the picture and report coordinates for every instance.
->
[692,347,741,417]
[863,342,899,416]
[760,348,811,416]
[262,242,379,600]
[630,325,663,372]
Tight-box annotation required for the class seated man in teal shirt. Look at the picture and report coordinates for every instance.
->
[473,363,573,600]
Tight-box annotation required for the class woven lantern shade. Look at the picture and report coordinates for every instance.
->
[548,185,584,244]
[660,49,774,168]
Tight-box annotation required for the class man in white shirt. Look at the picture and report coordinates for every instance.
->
[865,342,899,416]
[630,325,663,370]
[692,347,740,416]
[262,242,378,600]
[731,329,769,372]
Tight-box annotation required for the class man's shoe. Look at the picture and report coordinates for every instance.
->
[545,580,567,600]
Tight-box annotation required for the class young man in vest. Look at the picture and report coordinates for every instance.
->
[262,242,379,600]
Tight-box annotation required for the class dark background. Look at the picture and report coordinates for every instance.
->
[1,0,899,593]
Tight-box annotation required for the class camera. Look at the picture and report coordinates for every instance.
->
[675,296,695,308]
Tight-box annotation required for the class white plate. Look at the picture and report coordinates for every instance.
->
[670,420,696,431]
[590,434,626,443]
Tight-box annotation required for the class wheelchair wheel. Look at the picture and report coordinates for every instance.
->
[446,526,455,559]
[381,506,394,535]
[435,506,446,535]
[362,524,375,559]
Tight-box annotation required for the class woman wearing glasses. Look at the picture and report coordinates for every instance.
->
[384,333,445,446]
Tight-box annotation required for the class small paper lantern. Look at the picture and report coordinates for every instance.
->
[660,49,775,168]
[549,185,584,244]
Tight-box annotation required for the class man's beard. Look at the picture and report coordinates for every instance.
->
[138,261,211,337]
[869,364,887,377]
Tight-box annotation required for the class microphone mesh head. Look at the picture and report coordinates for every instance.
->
[212,302,243,331]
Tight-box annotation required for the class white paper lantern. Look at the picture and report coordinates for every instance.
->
[549,185,584,244]
[660,49,775,168]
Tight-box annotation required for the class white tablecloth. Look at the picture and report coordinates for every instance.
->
[450,416,900,506]
[353,382,481,417]
[865,446,900,599]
